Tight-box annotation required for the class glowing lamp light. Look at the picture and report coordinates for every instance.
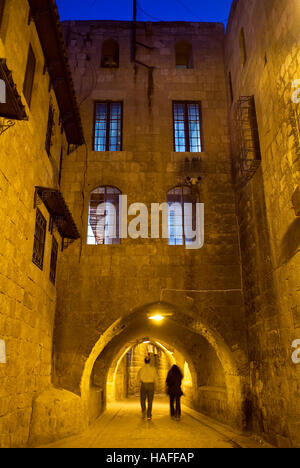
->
[149,314,165,322]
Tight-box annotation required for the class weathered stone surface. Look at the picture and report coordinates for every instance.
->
[225,0,300,448]
[1,0,300,450]
[0,0,78,448]
[29,388,87,447]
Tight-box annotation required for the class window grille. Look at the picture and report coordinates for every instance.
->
[87,186,121,245]
[235,96,261,183]
[94,102,122,152]
[173,102,202,153]
[23,44,36,107]
[32,208,46,270]
[167,186,196,246]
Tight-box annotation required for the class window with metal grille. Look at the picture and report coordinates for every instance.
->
[167,186,196,246]
[87,186,121,245]
[23,44,36,107]
[49,236,58,284]
[45,103,55,156]
[94,102,122,152]
[101,39,119,68]
[0,0,5,31]
[32,208,46,270]
[175,40,193,69]
[235,95,261,182]
[173,102,202,152]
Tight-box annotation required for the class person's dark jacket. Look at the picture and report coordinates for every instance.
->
[166,371,183,397]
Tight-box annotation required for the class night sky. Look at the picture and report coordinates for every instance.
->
[56,0,233,26]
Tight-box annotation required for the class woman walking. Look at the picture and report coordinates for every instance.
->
[166,365,183,420]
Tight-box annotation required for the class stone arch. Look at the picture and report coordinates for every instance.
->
[105,336,197,403]
[80,301,248,428]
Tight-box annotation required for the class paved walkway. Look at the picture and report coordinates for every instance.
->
[40,398,271,449]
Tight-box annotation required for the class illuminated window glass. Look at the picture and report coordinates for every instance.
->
[94,102,122,151]
[173,102,202,152]
[87,186,121,245]
[167,186,196,246]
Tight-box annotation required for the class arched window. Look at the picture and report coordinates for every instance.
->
[175,41,193,69]
[101,39,119,68]
[167,186,196,246]
[87,186,121,245]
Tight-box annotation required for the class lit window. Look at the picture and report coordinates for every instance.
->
[94,102,122,152]
[167,186,196,246]
[87,186,121,245]
[173,101,202,152]
[175,41,193,69]
[101,39,119,68]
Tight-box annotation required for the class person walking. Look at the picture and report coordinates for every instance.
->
[166,365,184,420]
[137,357,159,421]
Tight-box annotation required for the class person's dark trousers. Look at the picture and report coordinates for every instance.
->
[140,383,155,419]
[170,394,181,418]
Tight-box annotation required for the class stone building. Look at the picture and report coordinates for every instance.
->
[0,0,84,447]
[0,0,300,449]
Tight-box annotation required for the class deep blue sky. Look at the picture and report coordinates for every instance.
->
[56,0,233,25]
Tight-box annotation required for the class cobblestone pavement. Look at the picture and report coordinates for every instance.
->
[40,398,272,449]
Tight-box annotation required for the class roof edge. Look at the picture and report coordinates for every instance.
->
[28,0,85,146]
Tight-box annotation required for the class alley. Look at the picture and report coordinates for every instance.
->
[39,398,271,449]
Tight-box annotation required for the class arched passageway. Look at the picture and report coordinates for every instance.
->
[80,302,248,429]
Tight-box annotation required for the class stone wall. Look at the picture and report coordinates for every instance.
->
[225,0,300,448]
[0,0,76,448]
[53,22,248,429]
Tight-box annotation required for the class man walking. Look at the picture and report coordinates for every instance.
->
[137,357,159,421]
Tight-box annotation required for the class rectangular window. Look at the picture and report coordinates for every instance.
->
[0,1,5,31]
[45,103,55,156]
[239,28,247,66]
[23,44,36,107]
[229,72,234,103]
[167,186,196,246]
[32,208,46,270]
[49,236,58,284]
[173,102,202,152]
[94,102,122,151]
